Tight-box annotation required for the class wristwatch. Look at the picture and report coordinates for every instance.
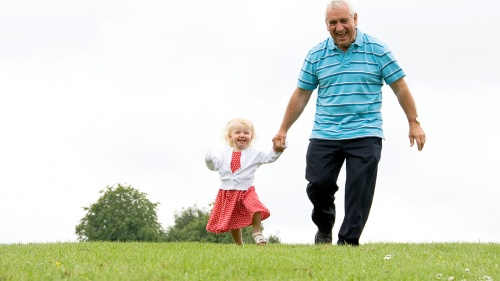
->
[408,117,420,124]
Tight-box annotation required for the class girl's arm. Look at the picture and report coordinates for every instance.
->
[254,146,285,165]
[205,148,220,171]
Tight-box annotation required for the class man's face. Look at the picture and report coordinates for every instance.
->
[325,4,357,52]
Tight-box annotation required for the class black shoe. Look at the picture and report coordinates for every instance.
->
[315,232,332,244]
[337,239,359,246]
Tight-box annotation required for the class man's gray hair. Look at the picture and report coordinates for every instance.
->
[325,0,356,19]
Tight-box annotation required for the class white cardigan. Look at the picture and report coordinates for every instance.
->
[205,146,283,190]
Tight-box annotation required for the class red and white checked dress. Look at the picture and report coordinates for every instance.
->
[206,151,270,233]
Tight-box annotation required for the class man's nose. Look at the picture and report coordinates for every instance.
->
[335,25,344,32]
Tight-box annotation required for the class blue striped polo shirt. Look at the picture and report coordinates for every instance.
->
[298,28,405,140]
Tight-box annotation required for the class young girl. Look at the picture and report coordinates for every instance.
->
[205,118,285,245]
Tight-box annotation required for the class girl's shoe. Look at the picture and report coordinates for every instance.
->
[252,232,267,245]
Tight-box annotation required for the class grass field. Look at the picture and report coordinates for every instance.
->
[0,242,498,280]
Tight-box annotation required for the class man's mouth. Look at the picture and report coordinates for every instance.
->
[337,32,348,39]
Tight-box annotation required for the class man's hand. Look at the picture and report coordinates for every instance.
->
[409,124,426,151]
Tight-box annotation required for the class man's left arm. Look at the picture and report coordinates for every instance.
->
[389,78,426,151]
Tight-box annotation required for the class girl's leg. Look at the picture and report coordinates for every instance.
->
[230,229,243,245]
[251,212,267,245]
[252,212,262,235]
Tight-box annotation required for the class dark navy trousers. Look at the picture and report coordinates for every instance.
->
[305,137,382,244]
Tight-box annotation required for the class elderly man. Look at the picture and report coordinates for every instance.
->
[273,0,426,245]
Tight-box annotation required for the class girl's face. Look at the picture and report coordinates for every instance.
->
[230,122,252,151]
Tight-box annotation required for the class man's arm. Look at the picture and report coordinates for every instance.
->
[273,87,313,151]
[390,78,426,151]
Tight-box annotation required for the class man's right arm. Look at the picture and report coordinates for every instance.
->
[273,87,313,150]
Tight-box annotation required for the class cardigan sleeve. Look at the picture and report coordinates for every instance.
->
[205,148,220,171]
[253,148,283,165]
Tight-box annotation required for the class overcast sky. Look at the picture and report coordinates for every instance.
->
[1,0,499,244]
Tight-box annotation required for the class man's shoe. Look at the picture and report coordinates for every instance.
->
[337,239,359,246]
[315,232,332,244]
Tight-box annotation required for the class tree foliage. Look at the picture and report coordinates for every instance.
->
[75,183,165,242]
[165,204,281,244]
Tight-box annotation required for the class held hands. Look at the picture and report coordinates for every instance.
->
[272,133,287,153]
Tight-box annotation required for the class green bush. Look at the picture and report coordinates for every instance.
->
[75,183,165,242]
[165,204,281,244]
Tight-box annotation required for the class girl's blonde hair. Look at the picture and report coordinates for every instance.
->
[223,118,257,147]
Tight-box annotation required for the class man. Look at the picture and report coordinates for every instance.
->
[273,0,426,245]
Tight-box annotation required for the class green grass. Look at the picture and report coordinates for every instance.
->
[0,242,498,280]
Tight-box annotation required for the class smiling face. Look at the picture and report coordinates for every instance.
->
[229,122,253,151]
[325,3,357,52]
